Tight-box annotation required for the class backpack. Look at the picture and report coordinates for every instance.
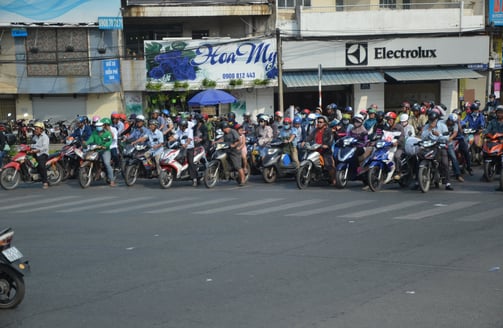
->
[5,133,16,146]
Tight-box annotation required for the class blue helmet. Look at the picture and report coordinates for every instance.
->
[162,109,170,115]
[327,103,337,110]
[77,116,86,123]
[345,106,353,114]
[293,116,302,124]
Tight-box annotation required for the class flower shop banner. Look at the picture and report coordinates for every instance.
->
[145,38,278,89]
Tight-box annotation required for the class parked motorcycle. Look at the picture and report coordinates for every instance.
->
[204,142,249,188]
[296,143,331,189]
[77,144,110,188]
[0,228,30,309]
[416,139,447,193]
[334,136,371,189]
[158,141,207,189]
[482,133,503,182]
[122,143,152,186]
[261,140,297,183]
[0,145,64,190]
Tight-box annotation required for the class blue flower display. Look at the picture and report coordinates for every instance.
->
[147,47,197,82]
[266,66,278,79]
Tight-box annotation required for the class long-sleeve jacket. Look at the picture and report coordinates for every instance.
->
[86,130,113,150]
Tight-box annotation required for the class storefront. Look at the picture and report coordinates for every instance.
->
[282,35,489,112]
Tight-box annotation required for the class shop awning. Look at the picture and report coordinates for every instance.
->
[385,67,483,81]
[283,70,386,88]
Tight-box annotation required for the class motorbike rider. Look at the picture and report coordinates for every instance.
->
[370,111,387,140]
[30,121,50,189]
[348,114,371,169]
[409,103,427,136]
[485,105,503,134]
[242,112,255,136]
[363,108,377,133]
[272,111,283,139]
[326,103,342,121]
[338,113,352,136]
[383,112,405,180]
[71,116,92,142]
[91,115,101,131]
[101,118,120,171]
[234,124,248,174]
[0,123,7,167]
[227,112,238,128]
[151,109,166,132]
[111,113,124,135]
[279,117,300,168]
[161,109,174,141]
[193,113,210,153]
[83,121,115,187]
[169,119,198,187]
[127,115,148,145]
[421,111,453,191]
[483,94,499,121]
[256,114,273,159]
[399,113,415,138]
[462,102,485,153]
[304,115,336,186]
[218,121,246,186]
[445,113,464,182]
[140,119,165,177]
[302,113,317,142]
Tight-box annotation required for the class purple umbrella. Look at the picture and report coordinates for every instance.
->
[188,89,237,106]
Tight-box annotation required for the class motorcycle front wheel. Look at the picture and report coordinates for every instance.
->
[124,164,139,186]
[367,166,383,192]
[47,162,63,186]
[0,266,25,309]
[0,168,20,190]
[78,165,92,188]
[204,162,219,188]
[335,169,348,189]
[418,164,431,193]
[296,164,311,189]
[159,169,174,189]
[262,166,277,183]
[483,161,496,182]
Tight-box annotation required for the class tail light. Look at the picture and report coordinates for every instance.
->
[0,228,14,250]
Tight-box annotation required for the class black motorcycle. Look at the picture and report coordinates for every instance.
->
[0,228,30,309]
[416,139,447,193]
[261,139,298,183]
[122,143,153,186]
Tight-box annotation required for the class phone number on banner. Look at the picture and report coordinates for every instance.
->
[222,72,256,79]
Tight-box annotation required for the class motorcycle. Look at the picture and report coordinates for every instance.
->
[77,144,111,188]
[203,142,249,188]
[54,137,82,180]
[463,128,483,166]
[0,228,30,309]
[122,143,153,186]
[246,136,262,175]
[482,133,503,182]
[416,139,447,193]
[158,141,207,189]
[261,139,298,183]
[296,143,331,189]
[334,136,371,189]
[0,145,64,190]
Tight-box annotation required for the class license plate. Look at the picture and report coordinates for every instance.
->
[2,247,23,263]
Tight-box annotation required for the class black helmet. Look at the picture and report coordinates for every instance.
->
[411,103,421,111]
[495,105,503,113]
[227,112,236,120]
[180,120,188,128]
[376,111,385,120]
[148,119,159,127]
[428,111,439,121]
[220,121,229,129]
[470,103,480,111]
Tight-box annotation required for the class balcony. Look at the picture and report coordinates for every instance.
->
[278,1,484,37]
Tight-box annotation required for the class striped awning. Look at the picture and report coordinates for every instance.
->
[385,67,483,81]
[283,70,386,88]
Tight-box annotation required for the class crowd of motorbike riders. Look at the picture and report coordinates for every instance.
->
[1,94,503,192]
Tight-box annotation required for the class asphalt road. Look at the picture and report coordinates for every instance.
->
[1,168,502,328]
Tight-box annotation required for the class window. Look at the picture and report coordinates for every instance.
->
[26,28,89,76]
[192,30,209,39]
[380,0,396,9]
[278,0,311,8]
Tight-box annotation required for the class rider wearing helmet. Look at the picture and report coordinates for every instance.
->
[325,103,342,121]
[384,112,406,180]
[462,102,485,131]
[272,111,283,139]
[485,105,503,134]
[111,113,124,135]
[169,119,198,186]
[242,112,255,136]
[91,115,101,129]
[128,114,148,145]
[364,108,377,133]
[304,115,336,185]
[279,117,300,168]
[84,120,115,187]
[71,115,92,142]
[141,119,165,178]
[193,113,210,153]
[101,117,120,171]
[227,112,237,128]
[409,103,427,135]
[421,110,452,190]
[256,114,273,158]
[31,121,50,189]
[399,113,415,137]
[445,113,465,182]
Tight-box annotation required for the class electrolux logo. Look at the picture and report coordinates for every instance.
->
[374,46,437,59]
[346,43,368,66]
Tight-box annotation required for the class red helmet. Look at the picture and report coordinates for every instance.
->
[302,108,311,115]
[111,113,120,119]
[119,113,127,121]
[283,117,292,124]
[202,113,209,121]
[420,106,427,115]
[464,101,471,108]
[385,112,397,120]
[275,111,283,118]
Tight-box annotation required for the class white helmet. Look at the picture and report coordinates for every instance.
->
[307,113,317,120]
[399,113,409,122]
[94,121,104,127]
[136,114,145,121]
[448,113,459,122]
[353,113,364,122]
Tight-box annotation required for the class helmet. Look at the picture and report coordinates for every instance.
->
[344,106,353,114]
[359,109,367,116]
[318,115,328,123]
[385,112,397,120]
[244,112,251,117]
[153,109,160,114]
[148,119,159,127]
[219,121,229,129]
[100,117,112,125]
[399,113,409,122]
[474,99,481,106]
[368,108,377,114]
[283,117,292,124]
[234,124,242,130]
[376,111,385,120]
[428,111,439,121]
[275,111,283,118]
[119,113,127,121]
[302,108,311,115]
[452,108,462,115]
[342,113,351,120]
[411,103,421,112]
[353,114,364,123]
[202,113,209,121]
[136,114,145,121]
[464,101,471,108]
[307,113,317,121]
[293,116,302,124]
[92,115,101,123]
[496,105,503,113]
[162,109,170,116]
[327,103,337,110]
[111,113,120,119]
[33,121,45,129]
[420,106,427,115]
[259,115,269,123]
[448,113,458,122]
[180,120,188,128]
[77,116,86,123]
[329,120,339,127]
[227,112,236,119]
[0,123,5,131]
[94,121,104,128]
[400,101,411,108]
[470,103,480,111]
[129,114,137,120]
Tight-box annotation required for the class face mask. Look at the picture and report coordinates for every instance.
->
[96,126,103,132]
[472,112,478,118]
[342,119,349,125]
[283,124,291,130]
[309,120,315,125]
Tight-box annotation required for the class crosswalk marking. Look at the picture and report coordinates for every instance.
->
[56,196,152,213]
[0,194,42,205]
[456,207,502,222]
[15,196,118,213]
[239,199,324,216]
[193,198,284,215]
[286,200,374,217]
[2,196,78,210]
[146,197,237,214]
[393,201,478,220]
[339,200,427,219]
[101,197,196,214]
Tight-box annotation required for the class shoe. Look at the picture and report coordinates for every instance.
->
[362,185,370,191]
[42,183,49,189]
[467,168,473,176]
[192,179,198,187]
[110,181,116,187]
[445,183,454,191]
[456,175,464,182]
[393,173,401,180]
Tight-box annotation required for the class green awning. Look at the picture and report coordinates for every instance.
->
[385,67,483,81]
[283,70,386,88]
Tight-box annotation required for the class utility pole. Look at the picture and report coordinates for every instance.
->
[276,28,284,115]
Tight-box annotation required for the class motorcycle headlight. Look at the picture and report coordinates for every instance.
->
[267,148,279,155]
[86,152,98,161]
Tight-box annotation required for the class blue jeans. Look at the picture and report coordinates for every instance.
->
[447,144,461,176]
[0,150,4,167]
[101,150,115,182]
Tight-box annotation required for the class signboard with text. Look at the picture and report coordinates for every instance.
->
[489,0,503,26]
[103,60,120,84]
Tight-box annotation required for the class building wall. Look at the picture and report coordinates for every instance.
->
[354,83,384,111]
[0,32,17,94]
[87,92,124,118]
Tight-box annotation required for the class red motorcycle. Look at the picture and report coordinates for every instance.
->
[0,145,64,190]
[482,133,503,182]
